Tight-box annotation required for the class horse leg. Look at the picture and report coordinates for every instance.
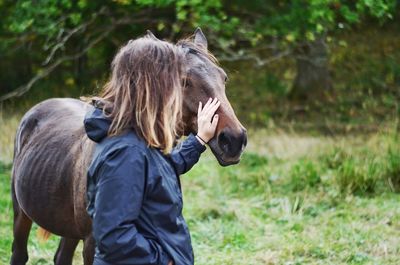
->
[82,235,95,265]
[10,184,32,265]
[54,237,80,265]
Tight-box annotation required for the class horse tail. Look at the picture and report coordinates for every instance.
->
[37,227,51,242]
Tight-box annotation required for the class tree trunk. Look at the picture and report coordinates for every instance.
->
[290,37,332,101]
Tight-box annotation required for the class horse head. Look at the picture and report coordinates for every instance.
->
[178,28,247,166]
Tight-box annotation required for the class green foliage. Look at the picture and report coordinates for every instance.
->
[7,0,86,35]
[2,0,397,57]
[229,0,397,47]
[356,0,397,19]
[0,0,398,116]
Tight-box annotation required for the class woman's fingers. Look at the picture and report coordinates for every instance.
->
[211,114,219,130]
[197,98,221,143]
[209,100,221,114]
[202,97,213,110]
[203,99,220,119]
[199,98,220,125]
[206,102,220,122]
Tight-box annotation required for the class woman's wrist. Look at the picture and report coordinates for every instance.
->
[195,134,207,145]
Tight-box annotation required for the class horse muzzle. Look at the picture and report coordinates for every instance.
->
[209,127,247,166]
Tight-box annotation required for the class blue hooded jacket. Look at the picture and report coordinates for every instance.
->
[84,106,206,265]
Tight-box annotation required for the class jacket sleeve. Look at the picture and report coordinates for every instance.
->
[168,133,207,175]
[92,145,170,265]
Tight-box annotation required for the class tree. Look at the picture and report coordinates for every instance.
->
[0,0,227,101]
[0,0,397,101]
[217,0,398,100]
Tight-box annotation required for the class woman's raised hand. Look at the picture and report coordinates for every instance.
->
[196,97,220,145]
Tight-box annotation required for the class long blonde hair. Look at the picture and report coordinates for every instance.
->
[99,36,185,154]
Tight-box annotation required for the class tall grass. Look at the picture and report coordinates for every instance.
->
[287,159,321,192]
[335,156,382,194]
[385,144,400,192]
[0,112,21,164]
[321,132,400,195]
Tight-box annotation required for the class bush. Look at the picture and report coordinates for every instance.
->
[323,147,348,170]
[384,146,400,192]
[335,157,383,195]
[322,146,387,195]
[287,159,321,191]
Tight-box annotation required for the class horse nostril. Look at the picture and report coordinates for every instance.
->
[218,128,247,158]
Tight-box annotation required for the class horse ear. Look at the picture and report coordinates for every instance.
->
[146,30,158,40]
[194,27,208,49]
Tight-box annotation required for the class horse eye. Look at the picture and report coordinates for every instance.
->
[224,76,228,83]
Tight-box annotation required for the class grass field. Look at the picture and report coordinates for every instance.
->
[1,115,400,264]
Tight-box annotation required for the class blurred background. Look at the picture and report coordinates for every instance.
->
[0,1,399,264]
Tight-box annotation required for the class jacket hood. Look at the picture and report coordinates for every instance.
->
[84,107,111,143]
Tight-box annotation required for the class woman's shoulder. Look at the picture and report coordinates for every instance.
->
[94,130,149,164]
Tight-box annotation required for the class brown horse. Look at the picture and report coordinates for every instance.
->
[11,28,247,265]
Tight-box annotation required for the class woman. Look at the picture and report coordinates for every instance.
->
[83,35,220,265]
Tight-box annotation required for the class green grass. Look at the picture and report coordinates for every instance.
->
[183,147,400,264]
[1,126,400,264]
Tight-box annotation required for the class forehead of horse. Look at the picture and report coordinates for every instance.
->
[191,55,226,90]
[179,42,219,70]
